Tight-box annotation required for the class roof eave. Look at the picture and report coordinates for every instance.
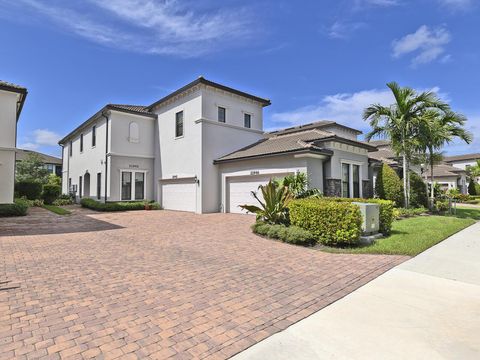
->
[213,148,333,165]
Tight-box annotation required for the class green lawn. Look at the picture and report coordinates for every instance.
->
[450,206,480,220]
[322,215,475,256]
[42,205,71,215]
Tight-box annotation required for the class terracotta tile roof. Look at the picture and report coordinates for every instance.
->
[16,149,62,165]
[107,104,151,114]
[443,153,480,163]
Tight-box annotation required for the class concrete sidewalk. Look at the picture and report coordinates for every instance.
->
[232,221,480,360]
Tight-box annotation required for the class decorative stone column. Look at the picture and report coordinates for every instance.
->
[324,179,342,197]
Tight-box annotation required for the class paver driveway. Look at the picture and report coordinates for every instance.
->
[0,207,407,359]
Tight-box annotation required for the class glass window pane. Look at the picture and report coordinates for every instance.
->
[218,107,226,123]
[353,165,360,198]
[135,173,144,200]
[175,111,184,137]
[244,113,251,128]
[122,172,132,200]
[342,163,350,198]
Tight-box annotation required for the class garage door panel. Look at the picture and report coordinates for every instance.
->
[227,173,290,214]
[162,182,196,212]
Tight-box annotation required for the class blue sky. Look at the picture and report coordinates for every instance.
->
[1,0,479,157]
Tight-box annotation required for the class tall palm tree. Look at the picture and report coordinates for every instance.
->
[364,82,449,208]
[417,110,472,204]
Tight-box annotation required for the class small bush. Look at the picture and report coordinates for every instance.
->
[81,198,161,212]
[14,180,43,200]
[476,184,480,195]
[409,172,428,208]
[375,163,403,206]
[42,184,61,205]
[464,199,480,205]
[0,199,29,217]
[468,179,477,196]
[22,198,44,207]
[434,200,450,213]
[394,207,428,219]
[53,198,74,206]
[456,194,471,203]
[289,199,362,246]
[251,222,315,245]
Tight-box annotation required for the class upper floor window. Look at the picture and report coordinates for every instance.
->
[80,134,84,152]
[244,113,251,128]
[92,125,96,147]
[69,141,72,157]
[128,122,139,143]
[175,111,184,138]
[218,107,226,123]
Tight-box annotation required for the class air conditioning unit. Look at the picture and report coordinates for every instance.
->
[353,202,380,235]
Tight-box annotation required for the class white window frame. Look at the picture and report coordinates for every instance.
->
[340,160,363,198]
[217,106,227,123]
[243,112,252,128]
[175,110,185,139]
[119,169,147,201]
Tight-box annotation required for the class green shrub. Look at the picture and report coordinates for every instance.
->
[53,198,74,206]
[434,200,450,213]
[251,222,315,245]
[289,199,361,246]
[375,163,404,206]
[321,197,395,235]
[475,184,480,196]
[42,184,61,205]
[464,199,480,205]
[456,194,470,203]
[409,172,428,208]
[0,199,29,217]
[81,198,161,212]
[468,179,477,195]
[14,180,43,200]
[394,207,428,219]
[22,198,44,207]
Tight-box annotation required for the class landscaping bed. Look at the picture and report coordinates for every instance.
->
[80,198,161,211]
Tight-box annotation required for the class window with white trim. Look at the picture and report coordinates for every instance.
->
[244,113,251,128]
[121,170,146,201]
[341,162,362,198]
[218,106,226,123]
[175,111,184,138]
[342,163,350,198]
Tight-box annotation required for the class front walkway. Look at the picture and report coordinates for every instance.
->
[233,221,480,360]
[0,208,406,359]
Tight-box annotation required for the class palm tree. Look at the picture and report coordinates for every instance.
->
[364,82,450,208]
[417,110,472,204]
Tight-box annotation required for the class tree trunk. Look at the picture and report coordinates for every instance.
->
[402,152,408,208]
[430,148,435,205]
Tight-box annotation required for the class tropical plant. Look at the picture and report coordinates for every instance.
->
[364,82,450,208]
[47,174,62,186]
[416,109,472,206]
[239,180,293,224]
[16,153,50,184]
[409,171,428,208]
[467,160,480,179]
[375,163,403,206]
[275,172,323,199]
[468,179,477,196]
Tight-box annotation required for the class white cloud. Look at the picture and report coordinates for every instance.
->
[392,25,451,66]
[18,142,39,150]
[443,114,480,155]
[270,86,444,133]
[355,0,399,6]
[438,0,473,10]
[33,129,61,146]
[5,0,253,57]
[328,21,366,39]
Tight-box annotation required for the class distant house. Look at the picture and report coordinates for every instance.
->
[15,149,62,177]
[444,153,480,184]
[0,80,27,204]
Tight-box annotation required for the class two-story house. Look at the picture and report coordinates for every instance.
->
[0,80,27,204]
[16,149,62,177]
[59,77,377,213]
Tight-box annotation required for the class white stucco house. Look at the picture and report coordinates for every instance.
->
[59,77,378,213]
[16,149,62,177]
[0,80,27,204]
[444,153,480,185]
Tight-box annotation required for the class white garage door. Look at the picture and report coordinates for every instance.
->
[161,182,196,212]
[227,173,290,214]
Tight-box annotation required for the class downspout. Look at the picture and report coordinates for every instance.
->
[102,111,109,203]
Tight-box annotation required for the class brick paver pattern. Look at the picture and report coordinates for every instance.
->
[0,207,407,359]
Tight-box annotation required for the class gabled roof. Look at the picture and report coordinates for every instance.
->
[147,76,271,110]
[58,103,156,145]
[268,120,362,136]
[368,139,391,147]
[16,149,62,165]
[0,80,28,120]
[443,153,480,163]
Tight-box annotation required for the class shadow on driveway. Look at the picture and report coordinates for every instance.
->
[0,206,123,236]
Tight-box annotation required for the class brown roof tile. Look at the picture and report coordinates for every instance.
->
[443,153,480,163]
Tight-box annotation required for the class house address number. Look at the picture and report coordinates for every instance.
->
[129,164,139,169]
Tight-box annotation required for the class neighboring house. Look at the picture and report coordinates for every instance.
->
[16,149,62,177]
[444,153,480,184]
[368,140,469,194]
[59,77,378,213]
[0,80,27,204]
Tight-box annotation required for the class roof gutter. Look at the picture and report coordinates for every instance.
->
[213,148,333,165]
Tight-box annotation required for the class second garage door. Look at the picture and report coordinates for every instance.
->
[161,181,196,212]
[227,173,290,214]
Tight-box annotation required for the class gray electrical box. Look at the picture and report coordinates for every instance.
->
[353,202,380,235]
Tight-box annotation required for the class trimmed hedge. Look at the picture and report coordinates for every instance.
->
[251,222,315,245]
[393,207,428,219]
[42,184,61,205]
[289,199,362,246]
[375,163,403,206]
[14,181,43,200]
[321,197,395,235]
[409,172,428,208]
[81,198,161,211]
[0,199,29,217]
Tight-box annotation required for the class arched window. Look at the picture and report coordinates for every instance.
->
[129,122,139,143]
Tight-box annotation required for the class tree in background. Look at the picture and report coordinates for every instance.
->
[47,173,62,186]
[364,82,450,208]
[468,179,477,195]
[375,163,404,207]
[16,153,49,184]
[409,172,428,208]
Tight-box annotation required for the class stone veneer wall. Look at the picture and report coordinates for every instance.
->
[324,179,342,197]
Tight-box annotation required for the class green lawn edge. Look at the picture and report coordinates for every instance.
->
[42,204,71,216]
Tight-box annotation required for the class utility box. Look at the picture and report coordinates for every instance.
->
[353,202,380,235]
